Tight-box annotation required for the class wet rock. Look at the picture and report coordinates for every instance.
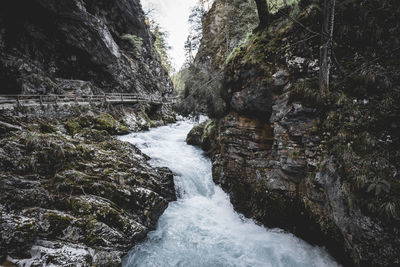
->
[184,0,400,266]
[186,123,204,147]
[56,79,95,96]
[186,119,216,152]
[0,109,176,265]
[209,93,400,266]
[0,121,22,134]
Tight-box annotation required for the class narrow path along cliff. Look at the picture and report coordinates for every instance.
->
[119,119,340,267]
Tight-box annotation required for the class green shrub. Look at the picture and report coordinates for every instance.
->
[121,34,143,57]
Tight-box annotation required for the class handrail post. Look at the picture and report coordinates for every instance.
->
[40,95,43,106]
[104,95,107,104]
[16,95,21,107]
[121,93,123,102]
[75,95,78,104]
[55,95,58,104]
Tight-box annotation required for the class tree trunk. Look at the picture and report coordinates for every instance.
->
[319,0,336,99]
[254,0,269,31]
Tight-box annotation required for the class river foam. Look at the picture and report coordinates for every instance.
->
[119,120,340,267]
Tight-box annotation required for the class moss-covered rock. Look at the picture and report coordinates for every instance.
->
[0,106,176,265]
[65,119,81,135]
[186,119,217,153]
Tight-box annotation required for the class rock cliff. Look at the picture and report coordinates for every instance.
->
[178,0,258,117]
[0,0,177,265]
[186,0,400,266]
[0,0,172,96]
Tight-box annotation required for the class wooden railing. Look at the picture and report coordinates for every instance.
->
[0,93,177,108]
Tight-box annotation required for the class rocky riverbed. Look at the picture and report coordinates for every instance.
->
[0,103,176,266]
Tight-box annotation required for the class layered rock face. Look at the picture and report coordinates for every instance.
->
[178,0,257,117]
[187,0,400,266]
[0,0,172,95]
[0,105,176,266]
[0,1,177,265]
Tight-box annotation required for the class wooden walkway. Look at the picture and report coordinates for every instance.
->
[0,94,177,110]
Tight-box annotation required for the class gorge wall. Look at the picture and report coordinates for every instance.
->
[0,0,172,96]
[179,0,258,117]
[185,0,400,266]
[0,0,177,265]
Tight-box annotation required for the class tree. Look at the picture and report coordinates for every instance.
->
[254,0,270,31]
[185,4,206,63]
[319,0,336,99]
[184,36,195,62]
[146,18,173,73]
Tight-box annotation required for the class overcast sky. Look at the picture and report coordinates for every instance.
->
[141,0,198,71]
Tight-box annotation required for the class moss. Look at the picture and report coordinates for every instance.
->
[141,111,151,124]
[121,34,143,58]
[149,120,157,128]
[78,116,91,127]
[78,128,110,142]
[116,122,131,134]
[225,46,243,65]
[44,212,73,236]
[202,120,215,139]
[54,170,94,193]
[84,219,103,246]
[65,119,81,135]
[93,113,116,132]
[76,144,95,160]
[92,113,130,135]
[39,121,57,133]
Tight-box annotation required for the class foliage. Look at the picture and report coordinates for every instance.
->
[180,0,259,118]
[184,5,206,62]
[146,18,173,73]
[171,67,191,96]
[182,0,400,222]
[288,78,322,107]
[121,34,143,58]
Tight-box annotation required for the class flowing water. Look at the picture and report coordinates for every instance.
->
[119,120,340,267]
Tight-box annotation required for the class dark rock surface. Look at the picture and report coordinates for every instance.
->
[0,105,176,266]
[186,119,216,153]
[186,0,400,266]
[178,0,258,117]
[211,96,399,267]
[0,0,177,265]
[0,0,172,96]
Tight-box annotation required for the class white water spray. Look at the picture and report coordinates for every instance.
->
[119,120,340,267]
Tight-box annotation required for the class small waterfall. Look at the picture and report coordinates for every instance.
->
[119,120,340,267]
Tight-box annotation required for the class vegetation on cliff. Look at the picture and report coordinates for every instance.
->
[183,0,400,265]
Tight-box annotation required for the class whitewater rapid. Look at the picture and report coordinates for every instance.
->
[119,119,340,267]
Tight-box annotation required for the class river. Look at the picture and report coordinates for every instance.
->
[119,119,339,267]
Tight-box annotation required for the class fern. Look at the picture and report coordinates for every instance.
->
[366,179,391,196]
[380,202,397,219]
